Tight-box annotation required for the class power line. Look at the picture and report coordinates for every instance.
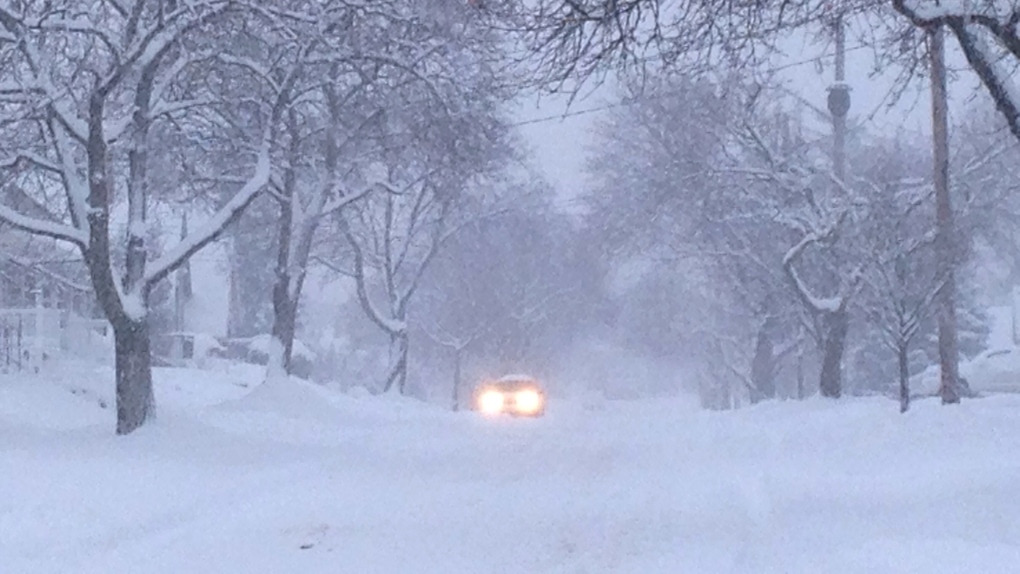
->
[513,102,626,127]
[510,43,873,128]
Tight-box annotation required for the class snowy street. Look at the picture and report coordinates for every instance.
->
[5,1,1020,572]
[3,368,1020,573]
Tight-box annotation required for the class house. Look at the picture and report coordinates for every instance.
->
[0,233,107,371]
[0,204,327,376]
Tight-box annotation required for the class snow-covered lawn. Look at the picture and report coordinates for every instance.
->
[914,346,1020,396]
[3,364,1020,573]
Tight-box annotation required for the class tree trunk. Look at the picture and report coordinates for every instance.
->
[750,321,776,403]
[113,317,154,435]
[383,331,409,394]
[452,347,462,411]
[227,241,244,339]
[268,107,321,377]
[819,309,848,398]
[1012,285,1020,346]
[270,287,298,375]
[796,342,805,400]
[898,341,910,413]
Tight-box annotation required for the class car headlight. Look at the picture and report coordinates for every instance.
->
[514,389,543,414]
[478,390,505,414]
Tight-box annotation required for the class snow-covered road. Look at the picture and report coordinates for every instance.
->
[3,367,1020,573]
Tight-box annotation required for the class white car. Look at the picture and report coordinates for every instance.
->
[471,374,546,417]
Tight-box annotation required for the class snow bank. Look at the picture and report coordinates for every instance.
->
[246,333,316,361]
[0,359,260,432]
[913,346,1020,396]
[0,374,108,432]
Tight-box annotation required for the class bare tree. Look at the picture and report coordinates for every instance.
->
[585,76,809,403]
[413,217,497,409]
[515,0,857,90]
[312,2,516,395]
[849,135,935,410]
[333,177,508,394]
[336,175,450,394]
[417,305,486,411]
[249,0,516,379]
[254,27,386,378]
[867,252,939,412]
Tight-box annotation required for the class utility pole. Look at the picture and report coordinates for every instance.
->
[827,12,850,183]
[930,25,961,404]
[816,10,850,400]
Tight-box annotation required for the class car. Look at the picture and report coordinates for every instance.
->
[471,374,546,417]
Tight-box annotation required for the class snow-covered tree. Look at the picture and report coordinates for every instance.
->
[414,249,490,410]
[585,76,811,404]
[334,168,507,394]
[249,8,386,378]
[585,71,996,403]
[849,126,1006,407]
[314,2,517,395]
[891,1,1020,142]
[850,136,938,410]
[729,105,865,399]
[0,2,290,434]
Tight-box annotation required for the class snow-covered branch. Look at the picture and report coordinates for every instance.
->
[143,136,272,287]
[102,2,233,97]
[780,204,854,315]
[0,152,62,174]
[149,98,218,120]
[892,1,1020,141]
[31,15,122,64]
[215,54,280,91]
[319,184,373,218]
[48,119,90,231]
[13,40,89,142]
[952,20,1020,141]
[339,214,407,336]
[419,320,484,352]
[0,202,88,247]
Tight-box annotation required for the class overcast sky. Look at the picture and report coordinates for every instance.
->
[514,25,982,211]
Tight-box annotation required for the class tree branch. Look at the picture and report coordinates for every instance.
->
[143,135,271,287]
[0,202,88,247]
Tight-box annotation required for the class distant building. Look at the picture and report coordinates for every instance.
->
[0,235,107,371]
